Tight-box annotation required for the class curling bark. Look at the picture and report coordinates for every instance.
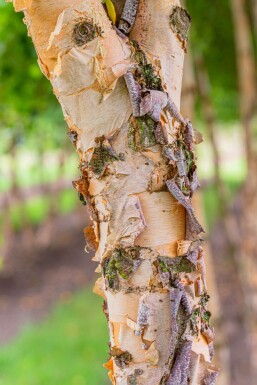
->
[9,0,218,384]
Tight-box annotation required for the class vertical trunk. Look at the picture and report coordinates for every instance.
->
[38,148,67,247]
[10,0,218,384]
[9,139,34,248]
[230,2,257,383]
[194,55,226,213]
[251,0,257,40]
[230,0,257,306]
[230,0,256,172]
[181,45,196,120]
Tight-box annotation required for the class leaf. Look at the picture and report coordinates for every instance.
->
[102,0,117,24]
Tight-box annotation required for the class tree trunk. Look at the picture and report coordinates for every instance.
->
[181,48,196,119]
[251,0,257,40]
[230,0,257,309]
[10,0,218,383]
[230,2,257,383]
[194,55,227,214]
[230,0,257,171]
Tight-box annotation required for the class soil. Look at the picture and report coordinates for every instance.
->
[0,209,96,345]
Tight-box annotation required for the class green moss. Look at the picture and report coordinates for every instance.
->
[89,138,118,177]
[202,310,211,325]
[131,40,163,91]
[102,248,142,292]
[190,308,201,335]
[181,185,190,196]
[103,256,119,291]
[141,64,162,90]
[185,149,195,173]
[159,260,169,273]
[137,116,157,147]
[131,41,147,66]
[173,260,193,273]
[200,292,210,307]
[190,301,212,335]
[77,192,87,206]
[128,124,138,151]
[128,116,157,152]
[158,256,196,275]
[127,375,137,385]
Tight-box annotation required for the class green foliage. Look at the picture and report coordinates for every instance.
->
[0,2,65,152]
[9,196,50,230]
[187,0,239,121]
[5,189,77,231]
[0,290,109,385]
[203,179,242,230]
[0,0,249,143]
[59,190,78,215]
[0,1,250,232]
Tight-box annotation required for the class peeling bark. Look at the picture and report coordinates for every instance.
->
[9,0,218,384]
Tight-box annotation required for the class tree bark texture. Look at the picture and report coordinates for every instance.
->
[10,1,219,384]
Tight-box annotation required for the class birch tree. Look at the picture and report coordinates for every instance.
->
[9,0,219,384]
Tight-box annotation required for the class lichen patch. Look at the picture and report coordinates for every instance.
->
[170,6,191,50]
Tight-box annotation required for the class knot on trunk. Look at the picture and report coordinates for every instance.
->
[73,20,102,46]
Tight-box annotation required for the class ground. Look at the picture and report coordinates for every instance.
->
[0,210,96,345]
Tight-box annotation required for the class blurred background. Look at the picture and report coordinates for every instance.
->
[0,1,257,384]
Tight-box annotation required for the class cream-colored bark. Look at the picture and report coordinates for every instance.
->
[10,0,218,384]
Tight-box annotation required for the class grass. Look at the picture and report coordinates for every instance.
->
[0,289,109,385]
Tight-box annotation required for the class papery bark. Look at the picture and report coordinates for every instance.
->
[10,0,218,384]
